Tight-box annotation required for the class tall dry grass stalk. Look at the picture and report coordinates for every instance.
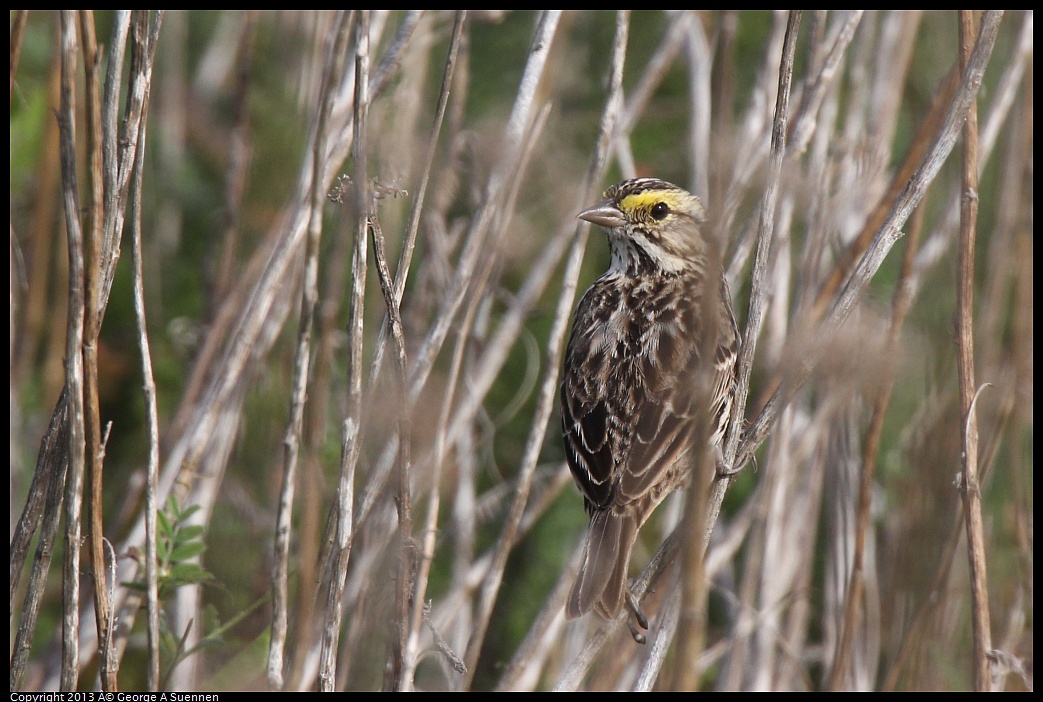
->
[10,10,1032,691]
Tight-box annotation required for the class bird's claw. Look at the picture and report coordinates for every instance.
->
[624,589,649,644]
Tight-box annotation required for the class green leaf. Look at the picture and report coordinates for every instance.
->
[168,562,213,586]
[178,504,202,523]
[157,508,173,539]
[169,540,206,561]
[177,524,206,542]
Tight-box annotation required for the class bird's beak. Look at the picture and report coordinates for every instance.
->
[578,201,626,229]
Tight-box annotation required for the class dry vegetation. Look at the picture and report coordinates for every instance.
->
[9,10,1033,692]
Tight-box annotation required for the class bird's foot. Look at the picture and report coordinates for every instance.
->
[714,445,742,478]
[624,589,649,644]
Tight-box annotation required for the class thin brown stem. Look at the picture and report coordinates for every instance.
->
[368,11,464,387]
[713,9,800,543]
[956,9,994,692]
[128,59,162,690]
[78,10,117,691]
[268,8,349,690]
[371,211,416,689]
[57,11,86,691]
[317,10,359,692]
[9,393,69,691]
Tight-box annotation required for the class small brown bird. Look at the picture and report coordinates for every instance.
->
[561,177,739,628]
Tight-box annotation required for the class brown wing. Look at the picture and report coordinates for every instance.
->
[709,275,740,447]
[611,273,739,506]
[561,280,632,512]
[615,278,703,504]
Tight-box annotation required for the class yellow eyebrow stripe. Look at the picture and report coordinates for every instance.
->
[619,190,686,213]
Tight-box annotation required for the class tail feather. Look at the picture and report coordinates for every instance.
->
[566,511,638,620]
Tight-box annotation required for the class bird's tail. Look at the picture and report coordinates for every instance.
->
[566,510,638,620]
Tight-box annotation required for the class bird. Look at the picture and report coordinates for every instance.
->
[561,177,739,633]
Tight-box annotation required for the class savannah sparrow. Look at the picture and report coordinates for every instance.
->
[561,177,739,627]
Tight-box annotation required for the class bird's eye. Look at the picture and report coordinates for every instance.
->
[650,202,670,220]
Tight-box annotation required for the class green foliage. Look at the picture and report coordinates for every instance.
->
[125,496,213,599]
